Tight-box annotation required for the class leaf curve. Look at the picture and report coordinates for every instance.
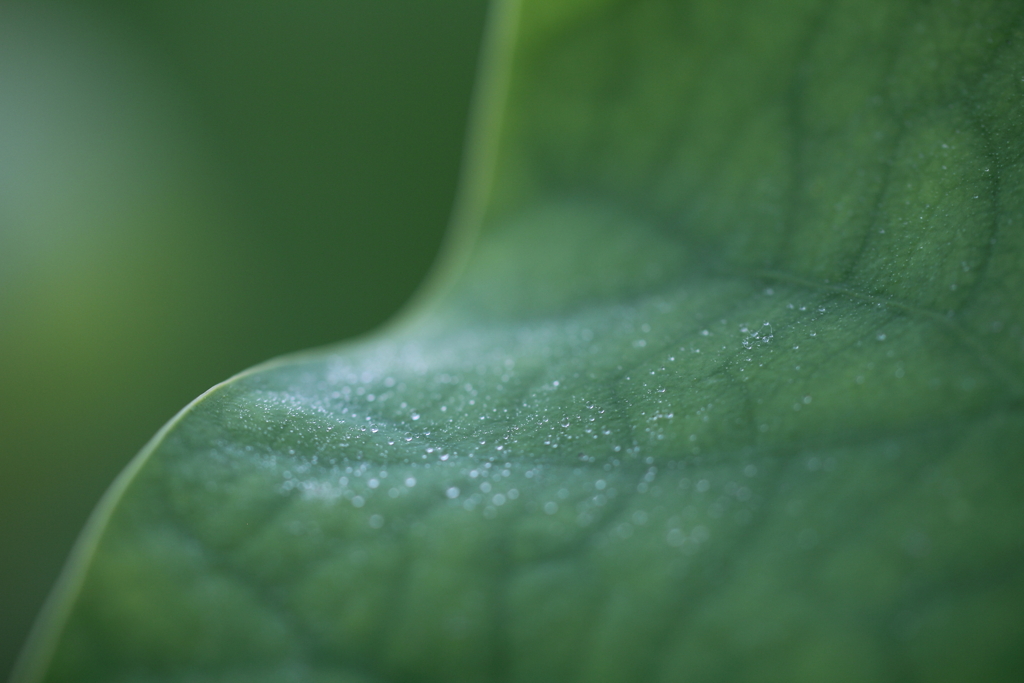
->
[17,0,1024,682]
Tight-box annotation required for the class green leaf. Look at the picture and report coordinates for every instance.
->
[17,0,1024,681]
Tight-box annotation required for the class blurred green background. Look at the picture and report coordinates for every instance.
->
[0,1,487,675]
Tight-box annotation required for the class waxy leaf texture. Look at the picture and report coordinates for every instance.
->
[18,0,1024,681]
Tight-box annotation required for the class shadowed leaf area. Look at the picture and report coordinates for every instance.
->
[21,0,1024,681]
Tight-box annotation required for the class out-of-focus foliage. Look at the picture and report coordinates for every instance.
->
[0,1,485,677]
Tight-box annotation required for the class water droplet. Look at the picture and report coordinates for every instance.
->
[446,486,460,499]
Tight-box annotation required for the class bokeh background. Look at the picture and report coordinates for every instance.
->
[0,1,487,675]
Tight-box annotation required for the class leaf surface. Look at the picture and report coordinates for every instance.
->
[19,0,1024,681]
